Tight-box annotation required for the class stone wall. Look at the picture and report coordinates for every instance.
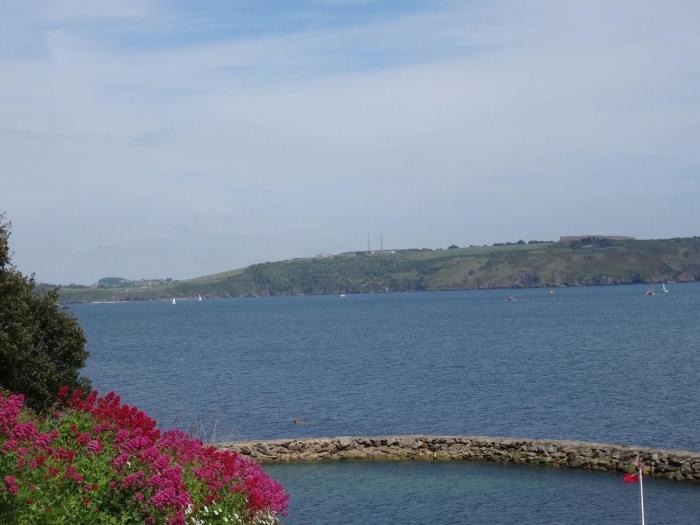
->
[221,435,700,483]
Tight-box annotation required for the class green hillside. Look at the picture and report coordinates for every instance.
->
[54,237,700,303]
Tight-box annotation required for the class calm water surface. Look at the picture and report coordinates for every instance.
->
[70,284,700,523]
[73,284,700,450]
[265,461,700,525]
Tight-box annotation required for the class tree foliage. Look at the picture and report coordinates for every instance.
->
[0,213,90,411]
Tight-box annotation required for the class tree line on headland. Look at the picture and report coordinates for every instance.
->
[53,235,700,303]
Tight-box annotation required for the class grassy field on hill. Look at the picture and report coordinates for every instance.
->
[53,237,700,303]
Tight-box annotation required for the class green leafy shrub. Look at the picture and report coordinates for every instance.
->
[0,388,288,524]
[0,214,90,411]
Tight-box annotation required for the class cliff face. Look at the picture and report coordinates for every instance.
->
[55,237,700,302]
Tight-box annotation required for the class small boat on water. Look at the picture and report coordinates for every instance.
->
[505,296,517,302]
[644,289,655,296]
[171,298,177,304]
[339,294,346,298]
[662,283,669,293]
[198,294,203,302]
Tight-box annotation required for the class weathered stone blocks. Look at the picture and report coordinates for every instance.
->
[220,435,700,483]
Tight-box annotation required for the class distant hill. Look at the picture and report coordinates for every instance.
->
[95,277,176,289]
[52,236,700,303]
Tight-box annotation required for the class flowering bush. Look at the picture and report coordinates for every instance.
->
[0,388,288,524]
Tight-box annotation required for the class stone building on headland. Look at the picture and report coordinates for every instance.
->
[559,235,635,243]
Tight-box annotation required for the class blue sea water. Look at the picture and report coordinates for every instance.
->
[265,461,700,525]
[70,284,700,523]
[72,283,700,450]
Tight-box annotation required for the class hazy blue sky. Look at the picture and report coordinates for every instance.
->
[2,0,699,283]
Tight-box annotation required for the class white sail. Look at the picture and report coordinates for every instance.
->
[662,284,669,293]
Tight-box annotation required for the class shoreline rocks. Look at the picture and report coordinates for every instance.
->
[220,435,700,483]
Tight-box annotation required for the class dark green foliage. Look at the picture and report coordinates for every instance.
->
[0,214,89,411]
[0,216,8,269]
[97,276,132,288]
[563,236,617,249]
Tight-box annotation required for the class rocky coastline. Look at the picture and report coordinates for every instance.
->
[221,435,700,483]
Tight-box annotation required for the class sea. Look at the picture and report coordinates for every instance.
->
[70,283,700,524]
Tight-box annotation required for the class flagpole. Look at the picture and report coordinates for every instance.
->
[639,461,645,525]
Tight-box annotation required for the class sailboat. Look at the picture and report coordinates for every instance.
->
[662,283,669,293]
[198,294,203,302]
[171,298,177,305]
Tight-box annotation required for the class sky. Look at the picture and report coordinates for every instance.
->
[2,0,700,284]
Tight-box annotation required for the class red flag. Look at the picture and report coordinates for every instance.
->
[623,473,639,483]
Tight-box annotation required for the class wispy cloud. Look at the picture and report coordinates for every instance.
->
[2,0,700,282]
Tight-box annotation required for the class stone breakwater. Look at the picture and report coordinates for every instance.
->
[221,436,700,483]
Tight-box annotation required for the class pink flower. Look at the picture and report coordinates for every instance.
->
[64,466,84,484]
[167,513,186,525]
[2,438,18,452]
[57,385,70,400]
[86,439,102,455]
[153,454,170,470]
[0,394,24,432]
[112,453,129,469]
[34,430,59,449]
[150,488,177,508]
[138,445,160,463]
[121,471,145,489]
[4,476,18,495]
[2,388,289,518]
[12,422,38,440]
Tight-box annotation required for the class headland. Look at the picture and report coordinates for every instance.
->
[50,235,700,303]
